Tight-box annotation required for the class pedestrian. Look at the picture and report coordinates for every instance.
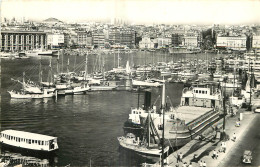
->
[177,152,181,163]
[216,151,219,159]
[179,152,183,162]
[212,150,217,159]
[221,141,226,153]
[188,162,192,167]
[203,161,207,167]
[182,162,187,167]
[199,160,203,167]
[233,133,236,142]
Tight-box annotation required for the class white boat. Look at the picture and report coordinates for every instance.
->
[132,79,162,87]
[220,82,241,88]
[41,82,54,87]
[65,84,90,95]
[11,78,42,94]
[25,49,53,57]
[198,72,211,77]
[8,89,55,99]
[0,130,58,152]
[8,91,34,99]
[24,85,42,94]
[38,50,53,55]
[55,83,69,90]
[0,52,18,59]
[118,133,169,156]
[90,85,117,91]
[213,72,222,78]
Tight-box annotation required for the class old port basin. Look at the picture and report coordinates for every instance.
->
[1,49,260,166]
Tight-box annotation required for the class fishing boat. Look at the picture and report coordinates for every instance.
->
[119,107,169,156]
[64,83,90,95]
[0,130,58,152]
[11,78,42,94]
[89,83,117,91]
[119,84,170,157]
[8,72,55,99]
[117,133,169,156]
[25,49,53,57]
[132,79,162,87]
[8,89,54,99]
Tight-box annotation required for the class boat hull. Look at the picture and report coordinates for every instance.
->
[0,142,57,159]
[90,86,117,91]
[123,111,220,148]
[117,137,169,157]
[164,114,221,148]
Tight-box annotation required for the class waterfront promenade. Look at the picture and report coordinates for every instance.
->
[152,108,258,167]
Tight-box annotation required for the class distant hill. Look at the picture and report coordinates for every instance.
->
[43,18,63,23]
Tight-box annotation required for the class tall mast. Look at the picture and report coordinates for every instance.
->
[57,50,60,74]
[148,110,150,147]
[114,51,116,68]
[84,51,88,80]
[118,47,120,68]
[61,49,64,73]
[161,83,166,167]
[39,56,42,83]
[23,72,25,93]
[67,58,70,73]
[49,59,52,86]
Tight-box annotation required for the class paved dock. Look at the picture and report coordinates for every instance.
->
[152,108,257,167]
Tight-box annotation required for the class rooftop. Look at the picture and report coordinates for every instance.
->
[1,129,57,141]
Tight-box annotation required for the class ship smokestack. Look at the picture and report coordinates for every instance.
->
[144,91,151,111]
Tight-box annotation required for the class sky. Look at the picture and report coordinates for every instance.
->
[1,0,260,24]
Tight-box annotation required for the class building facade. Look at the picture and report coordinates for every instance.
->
[77,31,92,47]
[1,30,47,52]
[154,38,171,49]
[139,37,154,49]
[92,31,105,48]
[183,35,198,48]
[120,29,135,48]
[216,36,247,50]
[109,27,121,45]
[171,34,184,46]
[252,35,260,49]
[108,27,135,48]
[47,33,64,49]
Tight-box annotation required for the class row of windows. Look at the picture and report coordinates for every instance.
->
[1,133,49,146]
[194,90,208,94]
[132,111,142,114]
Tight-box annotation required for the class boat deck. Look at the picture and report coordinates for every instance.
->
[175,106,213,124]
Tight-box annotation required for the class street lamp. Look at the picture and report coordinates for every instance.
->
[222,76,227,131]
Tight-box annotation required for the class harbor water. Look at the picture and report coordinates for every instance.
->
[1,51,221,166]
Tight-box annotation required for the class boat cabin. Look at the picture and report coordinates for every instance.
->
[181,87,222,108]
[0,130,58,152]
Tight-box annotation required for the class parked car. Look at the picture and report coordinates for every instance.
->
[242,150,252,164]
[254,106,260,113]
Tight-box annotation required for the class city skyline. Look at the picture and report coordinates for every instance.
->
[1,0,260,25]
